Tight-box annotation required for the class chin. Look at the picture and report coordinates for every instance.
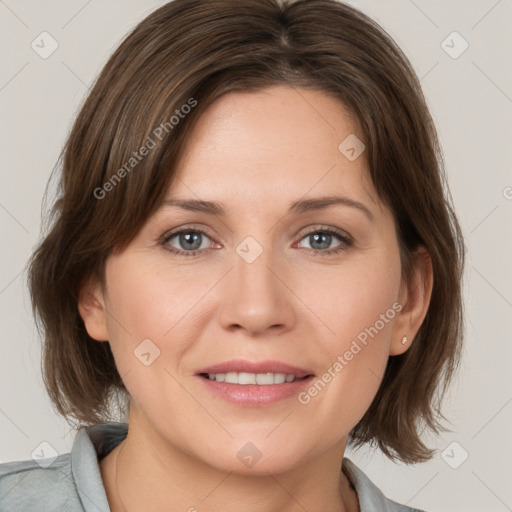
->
[195,436,312,476]
[212,454,304,477]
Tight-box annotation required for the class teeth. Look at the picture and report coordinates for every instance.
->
[206,372,298,385]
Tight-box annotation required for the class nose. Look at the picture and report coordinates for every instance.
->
[217,244,295,336]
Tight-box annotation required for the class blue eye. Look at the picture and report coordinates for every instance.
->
[160,226,352,257]
[296,229,352,255]
[162,230,213,256]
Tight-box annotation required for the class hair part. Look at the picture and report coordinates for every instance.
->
[28,0,465,463]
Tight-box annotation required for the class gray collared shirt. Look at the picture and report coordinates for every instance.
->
[0,422,426,511]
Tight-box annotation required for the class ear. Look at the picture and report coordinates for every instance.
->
[389,246,433,356]
[78,277,110,342]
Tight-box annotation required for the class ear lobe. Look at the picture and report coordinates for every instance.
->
[78,279,110,342]
[389,247,433,356]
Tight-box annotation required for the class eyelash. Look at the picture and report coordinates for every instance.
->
[159,225,353,258]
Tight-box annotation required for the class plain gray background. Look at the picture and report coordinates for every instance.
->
[1,1,511,511]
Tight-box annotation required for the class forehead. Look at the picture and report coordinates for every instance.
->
[169,85,379,211]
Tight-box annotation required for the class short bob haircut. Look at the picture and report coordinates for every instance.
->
[28,0,465,464]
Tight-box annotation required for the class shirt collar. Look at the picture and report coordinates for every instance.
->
[71,422,128,512]
[343,458,404,511]
[71,421,395,512]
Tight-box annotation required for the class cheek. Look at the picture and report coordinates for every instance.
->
[296,248,402,420]
[103,254,204,339]
[303,247,402,353]
[101,254,216,384]
[100,258,191,416]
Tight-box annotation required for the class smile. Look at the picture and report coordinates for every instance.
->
[202,372,304,385]
[195,360,315,406]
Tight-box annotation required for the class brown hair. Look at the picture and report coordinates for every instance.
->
[28,0,465,464]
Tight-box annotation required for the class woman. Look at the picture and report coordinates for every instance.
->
[0,0,464,510]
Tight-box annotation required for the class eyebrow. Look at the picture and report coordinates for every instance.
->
[161,195,374,222]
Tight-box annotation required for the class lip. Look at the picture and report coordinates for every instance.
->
[196,359,313,379]
[195,359,315,407]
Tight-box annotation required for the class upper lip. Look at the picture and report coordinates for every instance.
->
[196,359,314,379]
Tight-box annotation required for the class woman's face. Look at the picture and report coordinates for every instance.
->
[83,84,413,474]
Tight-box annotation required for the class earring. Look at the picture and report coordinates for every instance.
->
[401,335,408,345]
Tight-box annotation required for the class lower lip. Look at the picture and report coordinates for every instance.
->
[197,375,314,406]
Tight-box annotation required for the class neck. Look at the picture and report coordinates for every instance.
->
[100,411,359,512]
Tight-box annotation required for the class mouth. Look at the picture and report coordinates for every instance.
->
[196,359,314,382]
[199,372,310,385]
[195,359,315,406]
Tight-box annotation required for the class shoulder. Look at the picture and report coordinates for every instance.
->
[343,458,428,512]
[0,422,126,512]
[0,453,83,512]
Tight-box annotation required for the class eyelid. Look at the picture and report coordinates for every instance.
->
[297,224,352,242]
[160,223,352,244]
[160,223,219,243]
[159,222,353,257]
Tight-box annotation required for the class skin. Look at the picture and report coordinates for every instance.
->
[79,84,433,512]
